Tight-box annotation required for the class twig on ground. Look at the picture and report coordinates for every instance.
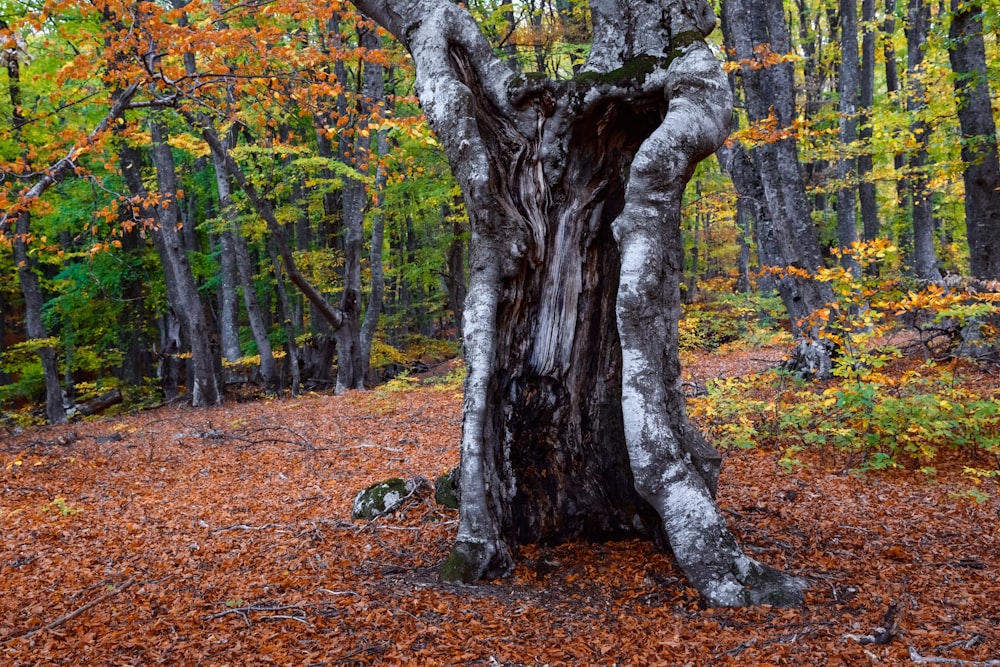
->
[908,647,1000,666]
[2,578,135,644]
[210,522,282,534]
[202,602,310,621]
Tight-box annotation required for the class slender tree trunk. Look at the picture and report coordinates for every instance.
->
[209,144,279,390]
[686,183,702,302]
[354,0,806,607]
[837,0,861,274]
[858,0,879,245]
[268,240,302,395]
[13,213,67,424]
[116,205,151,386]
[217,229,243,371]
[735,182,753,294]
[883,0,910,237]
[148,119,222,406]
[948,0,1000,280]
[906,0,942,281]
[5,28,65,424]
[445,202,468,336]
[794,0,833,213]
[335,25,385,392]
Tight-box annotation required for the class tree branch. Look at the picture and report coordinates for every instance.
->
[1,81,142,234]
[2,578,135,644]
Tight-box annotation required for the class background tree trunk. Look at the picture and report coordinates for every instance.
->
[6,32,65,424]
[13,213,66,424]
[948,0,1000,281]
[721,0,836,376]
[148,120,222,406]
[836,0,861,275]
[905,0,942,281]
[858,0,879,247]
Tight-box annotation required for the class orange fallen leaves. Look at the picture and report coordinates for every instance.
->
[1,363,999,665]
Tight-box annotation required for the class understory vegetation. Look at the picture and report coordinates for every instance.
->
[686,240,1000,492]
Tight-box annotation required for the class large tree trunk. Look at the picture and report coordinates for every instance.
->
[948,0,1000,281]
[353,0,806,607]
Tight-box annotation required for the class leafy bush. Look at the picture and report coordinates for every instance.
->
[689,239,1000,480]
[679,291,788,352]
[690,364,1000,472]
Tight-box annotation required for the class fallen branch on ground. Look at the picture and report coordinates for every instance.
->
[908,647,1000,666]
[2,578,135,644]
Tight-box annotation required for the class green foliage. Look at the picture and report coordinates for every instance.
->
[42,495,81,517]
[689,240,1000,478]
[369,333,462,386]
[0,338,60,406]
[680,287,788,352]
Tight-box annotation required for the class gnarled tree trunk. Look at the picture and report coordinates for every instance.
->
[352,0,806,607]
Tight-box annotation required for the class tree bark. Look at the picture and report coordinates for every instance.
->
[217,229,243,370]
[5,26,65,425]
[836,0,861,275]
[445,202,469,335]
[209,143,279,390]
[905,0,942,281]
[12,212,67,424]
[882,0,910,236]
[720,0,836,377]
[267,240,302,395]
[948,0,1000,281]
[147,120,222,407]
[353,0,806,607]
[858,0,879,246]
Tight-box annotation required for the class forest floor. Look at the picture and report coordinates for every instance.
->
[2,349,999,666]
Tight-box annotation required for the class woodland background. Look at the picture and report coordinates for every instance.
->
[2,0,1000,664]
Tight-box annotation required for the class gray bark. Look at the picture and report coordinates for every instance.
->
[445,202,468,334]
[353,0,805,607]
[337,25,385,392]
[905,0,942,281]
[836,0,861,275]
[5,37,66,424]
[267,240,302,396]
[948,0,1000,281]
[720,0,836,375]
[218,230,243,368]
[148,120,222,406]
[13,213,67,424]
[858,0,879,245]
[360,129,389,382]
[883,0,910,232]
[212,153,279,390]
[190,117,348,335]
